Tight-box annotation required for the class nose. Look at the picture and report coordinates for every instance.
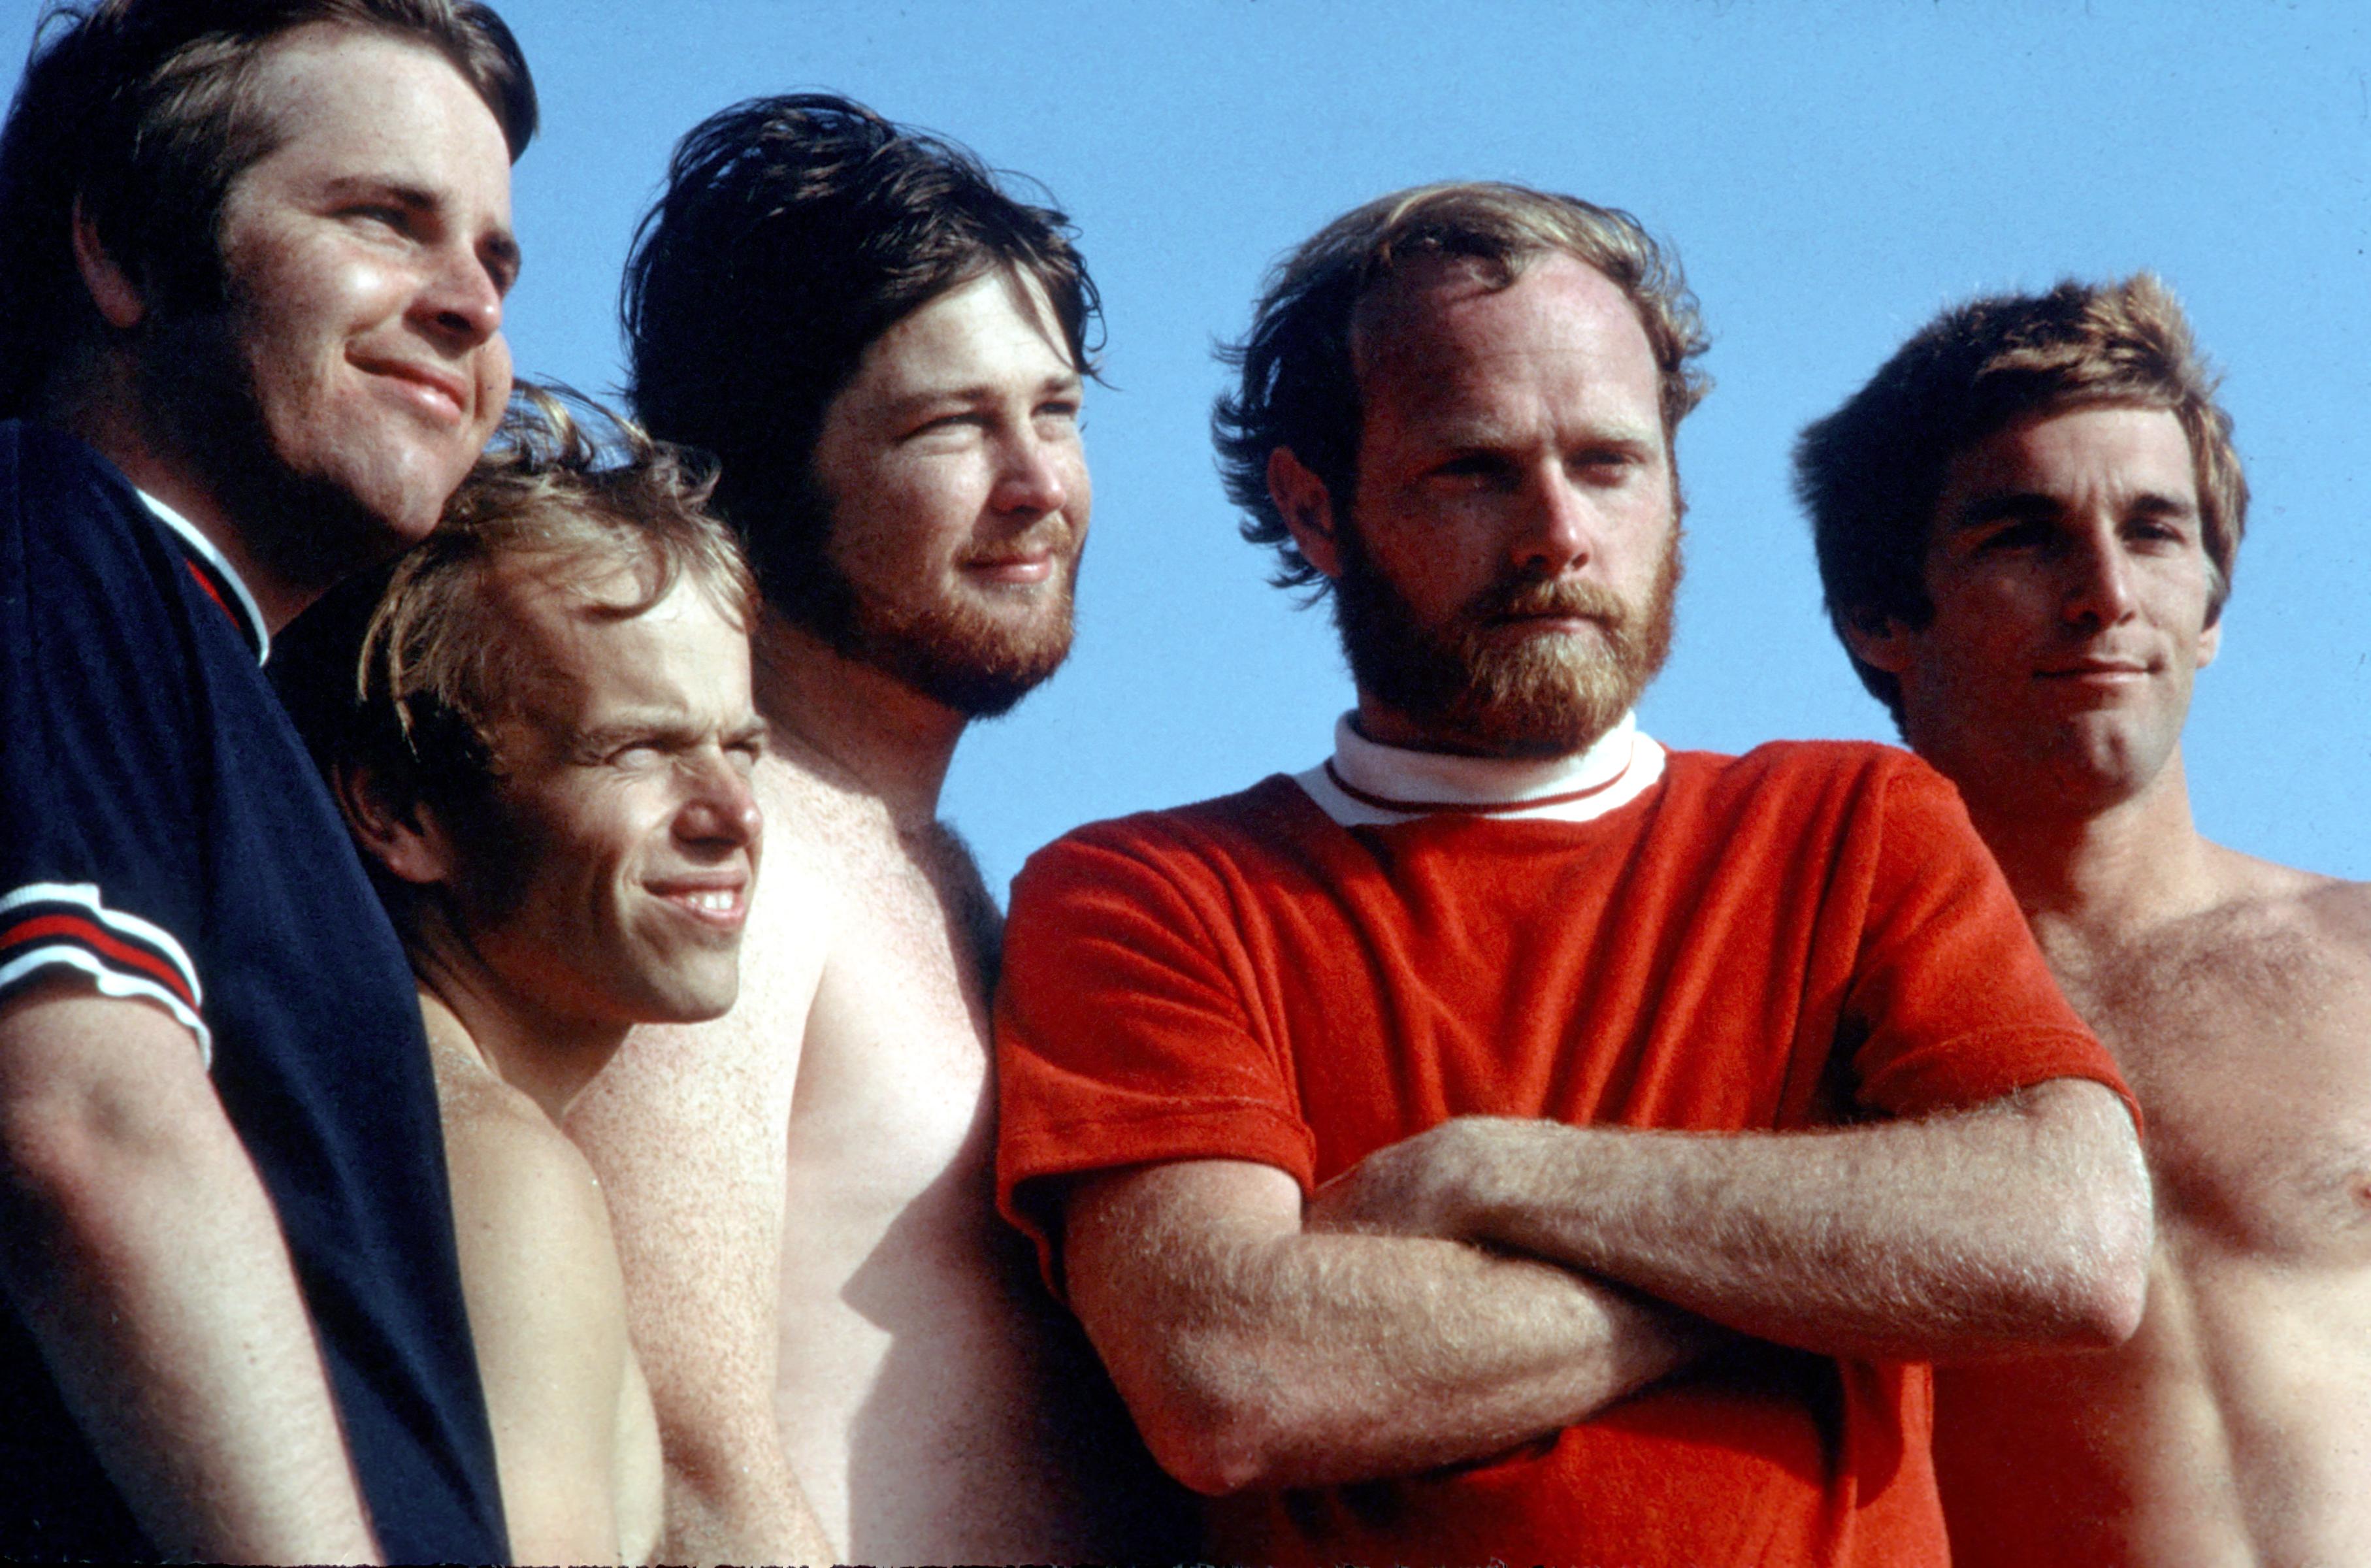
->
[1510,465,1594,578]
[990,429,1071,519]
[411,242,505,351]
[674,751,762,857]
[2064,523,2138,628]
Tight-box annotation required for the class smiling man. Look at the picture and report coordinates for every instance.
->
[1799,274,2371,1565]
[563,94,1178,1565]
[992,183,2153,1568]
[0,3,531,1561]
[280,395,766,1566]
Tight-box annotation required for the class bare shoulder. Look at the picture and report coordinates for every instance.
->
[436,1062,615,1266]
[2078,847,2371,1048]
[2191,844,2371,970]
[767,738,1001,964]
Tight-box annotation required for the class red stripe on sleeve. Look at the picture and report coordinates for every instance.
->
[0,913,198,1010]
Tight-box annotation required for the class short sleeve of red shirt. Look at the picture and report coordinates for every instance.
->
[1837,760,2139,1121]
[996,813,1313,1281]
[995,747,2136,1294]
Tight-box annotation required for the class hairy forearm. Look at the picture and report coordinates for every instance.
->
[1068,1160,1711,1495]
[0,996,376,1562]
[1345,1080,2150,1362]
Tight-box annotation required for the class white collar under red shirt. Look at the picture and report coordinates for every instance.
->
[1294,710,1667,827]
[137,488,270,664]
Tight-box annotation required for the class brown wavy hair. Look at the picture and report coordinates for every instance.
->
[1794,272,2247,719]
[1213,181,1712,593]
[278,386,753,819]
[0,0,536,417]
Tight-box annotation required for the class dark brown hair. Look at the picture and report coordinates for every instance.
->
[0,0,536,416]
[1795,272,2246,718]
[623,92,1099,634]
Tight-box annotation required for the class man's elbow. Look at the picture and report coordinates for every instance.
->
[2052,1159,2152,1347]
[1104,1331,1318,1497]
[2023,1097,2154,1348]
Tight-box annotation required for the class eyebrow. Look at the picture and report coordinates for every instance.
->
[572,713,768,751]
[1949,488,2199,530]
[880,370,1084,418]
[319,174,522,280]
[1421,417,1660,455]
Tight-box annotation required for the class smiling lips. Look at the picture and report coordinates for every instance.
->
[2036,656,2153,680]
[966,552,1058,585]
[357,353,473,425]
[650,879,749,932]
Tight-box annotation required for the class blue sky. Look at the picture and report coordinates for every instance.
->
[16,1,2368,897]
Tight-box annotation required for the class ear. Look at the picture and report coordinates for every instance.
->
[333,759,457,889]
[1837,602,1914,676]
[1267,446,1345,581]
[2195,616,2221,671]
[69,199,146,331]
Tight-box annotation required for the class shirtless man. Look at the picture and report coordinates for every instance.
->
[1799,272,2371,1565]
[564,95,1177,1565]
[280,397,765,1564]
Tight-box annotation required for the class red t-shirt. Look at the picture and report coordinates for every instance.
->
[996,738,2130,1567]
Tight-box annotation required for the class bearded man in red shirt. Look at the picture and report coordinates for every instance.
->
[995,182,2153,1568]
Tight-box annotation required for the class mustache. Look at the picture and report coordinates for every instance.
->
[963,518,1081,565]
[1470,576,1632,625]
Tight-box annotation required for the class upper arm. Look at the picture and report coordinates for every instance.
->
[440,1102,632,1566]
[1846,760,2135,1120]
[996,831,1314,1286]
[0,979,224,1247]
[1,444,215,1057]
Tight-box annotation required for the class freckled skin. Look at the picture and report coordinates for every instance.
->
[567,274,1182,1565]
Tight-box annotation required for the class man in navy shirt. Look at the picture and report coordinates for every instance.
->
[0,3,532,1560]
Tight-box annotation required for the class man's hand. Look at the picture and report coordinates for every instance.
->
[0,981,378,1563]
[1064,1158,1717,1497]
[1307,1117,1500,1240]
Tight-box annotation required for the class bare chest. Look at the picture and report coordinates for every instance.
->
[785,818,1004,1220]
[2059,924,2371,1264]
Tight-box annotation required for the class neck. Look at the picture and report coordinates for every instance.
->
[1350,693,1611,762]
[1961,745,2221,943]
[406,917,626,1123]
[751,606,967,826]
[54,373,314,634]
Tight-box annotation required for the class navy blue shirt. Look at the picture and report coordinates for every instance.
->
[0,423,506,1563]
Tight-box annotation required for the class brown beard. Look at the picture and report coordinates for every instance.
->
[1332,521,1680,757]
[840,555,1079,719]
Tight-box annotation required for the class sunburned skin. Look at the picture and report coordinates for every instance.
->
[564,268,1180,1565]
[1935,861,2371,1567]
[568,739,1166,1563]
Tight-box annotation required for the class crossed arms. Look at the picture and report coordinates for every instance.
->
[1063,1078,2150,1496]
